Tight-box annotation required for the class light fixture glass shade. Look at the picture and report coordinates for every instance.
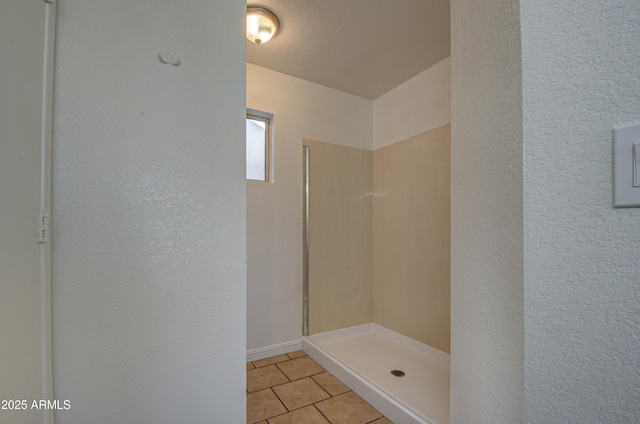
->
[246,7,280,45]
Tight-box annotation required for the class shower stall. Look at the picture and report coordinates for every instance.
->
[300,125,451,424]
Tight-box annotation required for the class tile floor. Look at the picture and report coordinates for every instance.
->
[247,350,393,424]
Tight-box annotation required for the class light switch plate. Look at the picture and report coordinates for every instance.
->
[613,123,640,207]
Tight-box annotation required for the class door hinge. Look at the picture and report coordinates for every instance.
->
[38,211,50,243]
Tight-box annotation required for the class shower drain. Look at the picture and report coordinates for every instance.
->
[390,369,406,377]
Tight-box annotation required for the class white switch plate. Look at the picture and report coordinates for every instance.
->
[613,123,640,207]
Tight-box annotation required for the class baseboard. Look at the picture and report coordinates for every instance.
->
[247,339,302,362]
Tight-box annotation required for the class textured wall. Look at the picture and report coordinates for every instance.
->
[450,0,524,422]
[305,140,373,335]
[246,64,372,352]
[521,1,640,421]
[372,125,450,353]
[52,1,246,422]
[373,57,451,150]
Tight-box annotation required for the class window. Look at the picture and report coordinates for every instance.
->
[246,109,272,181]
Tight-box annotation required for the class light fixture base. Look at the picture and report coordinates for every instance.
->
[246,6,280,45]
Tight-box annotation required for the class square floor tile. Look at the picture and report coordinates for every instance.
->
[277,356,325,381]
[272,377,331,411]
[287,350,307,359]
[253,354,291,368]
[247,364,289,393]
[315,391,382,424]
[311,372,350,396]
[247,389,287,424]
[267,405,330,424]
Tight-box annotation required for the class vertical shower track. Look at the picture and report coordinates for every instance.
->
[302,145,310,337]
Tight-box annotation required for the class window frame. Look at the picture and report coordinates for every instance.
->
[246,108,273,182]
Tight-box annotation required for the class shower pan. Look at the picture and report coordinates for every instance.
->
[303,324,449,424]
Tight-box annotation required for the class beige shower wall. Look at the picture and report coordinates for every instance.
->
[372,124,451,353]
[305,139,373,335]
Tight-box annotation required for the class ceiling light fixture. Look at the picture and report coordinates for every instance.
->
[246,6,280,46]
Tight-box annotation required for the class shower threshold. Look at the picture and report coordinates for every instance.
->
[302,323,449,424]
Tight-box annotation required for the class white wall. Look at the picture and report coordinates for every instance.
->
[373,57,451,150]
[246,63,372,353]
[52,1,246,423]
[521,1,640,421]
[450,1,524,423]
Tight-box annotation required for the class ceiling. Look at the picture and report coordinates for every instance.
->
[246,0,450,100]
